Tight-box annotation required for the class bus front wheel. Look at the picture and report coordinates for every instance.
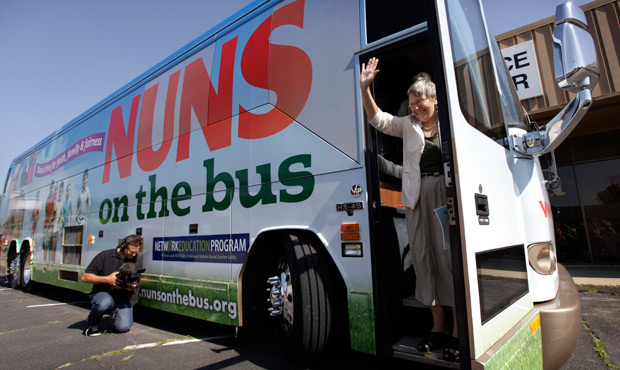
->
[20,250,35,292]
[266,232,334,363]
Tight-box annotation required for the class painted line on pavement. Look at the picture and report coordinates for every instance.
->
[28,301,89,308]
[122,335,234,351]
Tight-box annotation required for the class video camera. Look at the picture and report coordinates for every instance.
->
[116,262,146,289]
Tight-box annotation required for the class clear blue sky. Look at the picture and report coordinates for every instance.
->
[0,0,591,188]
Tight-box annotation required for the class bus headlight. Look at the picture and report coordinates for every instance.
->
[527,242,557,275]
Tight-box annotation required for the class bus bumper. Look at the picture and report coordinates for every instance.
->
[535,264,581,370]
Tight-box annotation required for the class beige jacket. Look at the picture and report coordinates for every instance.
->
[369,109,425,210]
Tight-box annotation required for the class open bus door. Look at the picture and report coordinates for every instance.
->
[437,0,542,366]
[359,4,538,368]
[363,0,597,368]
[431,0,597,368]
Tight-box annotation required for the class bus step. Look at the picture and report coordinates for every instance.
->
[392,336,459,368]
[402,294,428,308]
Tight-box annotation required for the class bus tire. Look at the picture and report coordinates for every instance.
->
[267,232,334,363]
[20,249,35,292]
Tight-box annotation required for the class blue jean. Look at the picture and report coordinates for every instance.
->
[87,291,134,333]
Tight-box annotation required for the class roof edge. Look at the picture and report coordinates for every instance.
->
[495,0,617,40]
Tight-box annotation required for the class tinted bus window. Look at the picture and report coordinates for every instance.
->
[365,0,425,44]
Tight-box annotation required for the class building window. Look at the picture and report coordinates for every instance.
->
[549,130,620,264]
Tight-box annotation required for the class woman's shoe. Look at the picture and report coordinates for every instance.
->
[443,336,460,362]
[417,331,448,352]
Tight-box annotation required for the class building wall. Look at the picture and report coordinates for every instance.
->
[497,0,620,117]
[497,0,620,264]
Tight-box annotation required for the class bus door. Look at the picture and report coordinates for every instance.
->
[437,0,542,367]
[361,1,543,367]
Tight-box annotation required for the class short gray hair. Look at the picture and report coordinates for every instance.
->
[407,72,435,98]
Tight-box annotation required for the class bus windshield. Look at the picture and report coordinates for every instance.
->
[446,0,527,145]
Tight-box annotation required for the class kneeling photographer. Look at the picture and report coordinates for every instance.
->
[81,234,145,336]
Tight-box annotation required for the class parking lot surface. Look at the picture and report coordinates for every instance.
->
[2,278,618,369]
[0,280,381,369]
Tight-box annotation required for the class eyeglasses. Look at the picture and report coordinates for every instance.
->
[409,97,428,110]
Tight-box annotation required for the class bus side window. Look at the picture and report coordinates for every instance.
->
[364,1,425,44]
[3,168,11,194]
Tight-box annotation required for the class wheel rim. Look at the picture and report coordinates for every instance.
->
[267,259,294,334]
[9,255,20,287]
[22,255,31,286]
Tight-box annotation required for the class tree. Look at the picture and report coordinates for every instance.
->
[596,183,620,204]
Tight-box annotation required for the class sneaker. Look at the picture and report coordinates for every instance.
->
[110,308,118,326]
[84,325,103,337]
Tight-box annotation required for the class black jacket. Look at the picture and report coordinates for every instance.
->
[84,248,143,306]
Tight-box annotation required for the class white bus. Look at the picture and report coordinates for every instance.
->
[1,1,598,368]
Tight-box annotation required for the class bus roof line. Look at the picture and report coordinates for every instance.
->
[14,0,279,164]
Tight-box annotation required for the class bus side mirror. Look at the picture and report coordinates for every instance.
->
[532,2,600,156]
[553,2,599,92]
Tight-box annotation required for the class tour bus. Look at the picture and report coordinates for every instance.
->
[1,0,598,368]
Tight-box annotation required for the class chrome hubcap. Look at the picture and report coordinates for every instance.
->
[23,264,31,285]
[9,255,20,285]
[267,260,294,332]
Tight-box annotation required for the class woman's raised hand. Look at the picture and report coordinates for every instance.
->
[360,57,380,89]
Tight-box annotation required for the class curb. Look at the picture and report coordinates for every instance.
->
[565,265,620,295]
[574,281,620,295]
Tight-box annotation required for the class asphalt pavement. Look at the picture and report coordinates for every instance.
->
[0,279,379,370]
[1,265,618,369]
[562,264,620,370]
[562,292,620,370]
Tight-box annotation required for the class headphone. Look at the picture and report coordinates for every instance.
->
[119,234,140,251]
